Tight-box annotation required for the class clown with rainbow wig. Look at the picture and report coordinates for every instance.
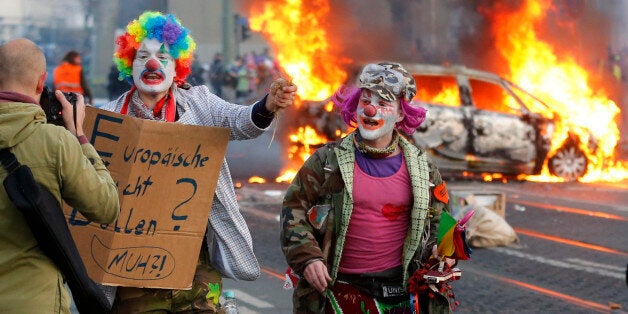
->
[101,11,297,313]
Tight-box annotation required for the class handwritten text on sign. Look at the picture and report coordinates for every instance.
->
[64,107,229,289]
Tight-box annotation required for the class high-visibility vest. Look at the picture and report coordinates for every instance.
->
[53,62,83,94]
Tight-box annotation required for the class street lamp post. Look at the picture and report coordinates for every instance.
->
[222,0,235,64]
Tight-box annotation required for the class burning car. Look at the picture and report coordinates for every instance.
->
[405,63,593,181]
[293,63,596,182]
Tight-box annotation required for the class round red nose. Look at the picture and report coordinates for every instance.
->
[364,105,377,117]
[145,59,160,72]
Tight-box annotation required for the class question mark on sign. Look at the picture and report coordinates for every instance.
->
[172,177,197,231]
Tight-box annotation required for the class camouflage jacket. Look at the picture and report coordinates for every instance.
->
[281,132,451,313]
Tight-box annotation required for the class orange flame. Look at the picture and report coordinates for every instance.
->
[417,82,461,107]
[287,125,329,161]
[488,0,627,182]
[250,0,349,183]
[248,176,267,184]
[249,0,348,102]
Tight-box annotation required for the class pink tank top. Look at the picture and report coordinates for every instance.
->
[339,156,412,274]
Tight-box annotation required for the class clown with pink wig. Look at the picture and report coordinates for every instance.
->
[280,62,456,313]
[101,11,297,313]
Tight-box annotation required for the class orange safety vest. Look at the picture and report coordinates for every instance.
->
[53,62,83,94]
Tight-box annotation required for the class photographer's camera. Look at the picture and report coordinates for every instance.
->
[39,86,77,126]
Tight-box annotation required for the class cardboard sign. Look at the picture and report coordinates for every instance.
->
[64,107,229,289]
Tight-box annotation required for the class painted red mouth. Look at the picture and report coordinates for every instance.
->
[359,116,383,130]
[141,71,165,85]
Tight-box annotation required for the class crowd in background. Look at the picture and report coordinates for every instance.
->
[188,48,280,104]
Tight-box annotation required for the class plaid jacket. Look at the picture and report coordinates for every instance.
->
[102,84,263,281]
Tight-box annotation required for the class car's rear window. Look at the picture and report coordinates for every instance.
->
[414,75,460,107]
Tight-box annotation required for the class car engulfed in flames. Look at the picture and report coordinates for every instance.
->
[302,63,598,182]
[406,63,595,181]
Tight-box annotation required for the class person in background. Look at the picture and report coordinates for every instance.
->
[53,50,93,105]
[209,52,226,98]
[255,48,278,96]
[281,62,455,313]
[228,56,251,103]
[106,64,130,101]
[101,11,297,313]
[0,38,120,314]
[188,53,206,86]
[245,52,259,97]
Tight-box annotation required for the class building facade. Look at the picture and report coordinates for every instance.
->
[0,0,267,98]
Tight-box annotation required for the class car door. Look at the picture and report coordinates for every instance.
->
[465,77,539,174]
[413,73,471,158]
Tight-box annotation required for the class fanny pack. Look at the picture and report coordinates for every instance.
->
[336,266,408,303]
[0,148,112,314]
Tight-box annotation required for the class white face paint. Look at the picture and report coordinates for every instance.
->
[356,89,403,142]
[132,38,175,95]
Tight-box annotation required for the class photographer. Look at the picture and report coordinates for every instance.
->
[0,38,120,313]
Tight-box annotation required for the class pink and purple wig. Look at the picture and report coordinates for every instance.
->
[332,85,427,135]
[113,11,196,85]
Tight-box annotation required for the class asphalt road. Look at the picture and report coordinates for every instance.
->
[224,179,628,314]
[63,130,627,313]
[65,103,626,313]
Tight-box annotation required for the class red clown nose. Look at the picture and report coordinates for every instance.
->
[364,104,377,117]
[145,59,160,72]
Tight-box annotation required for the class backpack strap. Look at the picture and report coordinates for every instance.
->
[0,148,20,173]
[0,146,112,313]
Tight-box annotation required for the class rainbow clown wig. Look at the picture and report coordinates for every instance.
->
[113,11,196,85]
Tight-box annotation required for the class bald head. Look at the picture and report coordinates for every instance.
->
[0,38,47,95]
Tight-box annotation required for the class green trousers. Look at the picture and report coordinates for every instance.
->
[111,248,224,314]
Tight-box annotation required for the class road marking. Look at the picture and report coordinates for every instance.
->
[241,204,280,221]
[565,258,626,272]
[514,228,628,256]
[230,289,275,309]
[491,247,624,279]
[489,184,628,213]
[262,266,286,280]
[511,200,628,221]
[465,267,611,313]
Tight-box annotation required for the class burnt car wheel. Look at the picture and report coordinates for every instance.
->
[548,144,588,181]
